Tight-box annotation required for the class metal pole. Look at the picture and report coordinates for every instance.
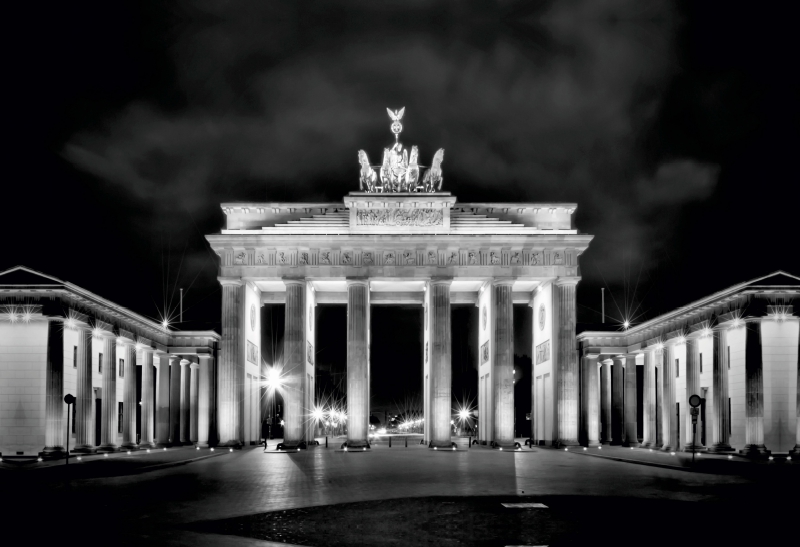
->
[65,403,70,466]
[601,288,605,323]
[180,288,183,323]
[692,421,697,465]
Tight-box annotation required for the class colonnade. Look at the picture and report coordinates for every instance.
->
[41,316,216,456]
[581,314,800,454]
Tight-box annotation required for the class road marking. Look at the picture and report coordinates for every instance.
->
[501,502,548,508]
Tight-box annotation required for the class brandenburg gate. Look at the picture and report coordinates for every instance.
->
[206,109,594,449]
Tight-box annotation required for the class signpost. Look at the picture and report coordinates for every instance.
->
[64,393,75,466]
[689,394,701,465]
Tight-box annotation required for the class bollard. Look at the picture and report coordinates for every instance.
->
[389,436,392,448]
[469,436,472,448]
[325,436,328,448]
[405,436,408,448]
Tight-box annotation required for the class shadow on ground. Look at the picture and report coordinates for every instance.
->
[184,493,793,546]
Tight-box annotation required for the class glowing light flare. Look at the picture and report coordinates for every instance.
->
[623,320,630,329]
[701,327,713,338]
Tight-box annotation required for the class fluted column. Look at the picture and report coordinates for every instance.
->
[430,278,453,448]
[139,349,155,448]
[710,328,734,452]
[582,355,600,446]
[346,278,370,448]
[492,279,515,448]
[120,341,138,450]
[742,321,769,455]
[155,353,170,446]
[180,360,190,443]
[611,355,624,445]
[684,337,705,451]
[218,279,243,447]
[190,363,199,442]
[661,343,677,451]
[74,326,95,453]
[97,335,118,452]
[600,359,612,444]
[169,356,181,444]
[554,279,579,446]
[623,353,640,447]
[642,349,657,448]
[283,279,307,447]
[43,319,65,457]
[655,348,664,447]
[197,355,213,447]
[794,323,800,456]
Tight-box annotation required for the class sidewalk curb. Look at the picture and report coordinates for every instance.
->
[567,449,693,472]
[129,450,230,474]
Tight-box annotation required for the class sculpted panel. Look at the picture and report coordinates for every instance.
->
[356,208,443,227]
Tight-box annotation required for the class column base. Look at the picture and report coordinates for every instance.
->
[789,445,800,456]
[586,441,602,448]
[640,441,657,449]
[218,440,243,449]
[622,440,641,448]
[96,444,119,453]
[556,439,581,448]
[682,444,708,452]
[40,447,66,459]
[708,442,735,453]
[120,443,140,451]
[660,445,676,452]
[739,444,771,457]
[155,442,172,448]
[344,439,369,449]
[72,445,97,454]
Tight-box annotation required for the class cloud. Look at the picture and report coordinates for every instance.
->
[61,0,712,286]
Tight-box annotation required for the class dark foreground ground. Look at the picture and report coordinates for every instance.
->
[3,442,797,546]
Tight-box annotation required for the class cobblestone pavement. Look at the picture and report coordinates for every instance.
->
[4,438,790,546]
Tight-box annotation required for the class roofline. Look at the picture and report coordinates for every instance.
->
[577,270,800,341]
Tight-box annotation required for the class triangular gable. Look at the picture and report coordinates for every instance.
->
[744,270,800,288]
[0,266,66,287]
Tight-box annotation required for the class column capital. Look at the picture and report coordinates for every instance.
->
[282,277,306,287]
[429,277,453,287]
[491,277,515,287]
[190,363,200,370]
[553,276,580,287]
[623,353,639,362]
[218,277,243,287]
[197,353,213,361]
[611,354,626,364]
[346,277,369,288]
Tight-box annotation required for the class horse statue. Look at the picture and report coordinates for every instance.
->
[358,150,377,192]
[404,145,420,191]
[422,148,444,192]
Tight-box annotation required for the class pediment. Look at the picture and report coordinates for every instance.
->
[0,266,65,287]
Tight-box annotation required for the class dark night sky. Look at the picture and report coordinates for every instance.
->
[5,1,797,410]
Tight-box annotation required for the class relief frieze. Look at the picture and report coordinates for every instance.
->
[356,208,443,226]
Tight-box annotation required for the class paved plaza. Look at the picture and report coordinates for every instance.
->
[4,440,796,546]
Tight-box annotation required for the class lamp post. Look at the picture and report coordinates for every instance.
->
[64,393,75,466]
[689,394,701,465]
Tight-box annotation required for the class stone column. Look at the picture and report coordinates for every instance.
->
[283,278,307,447]
[169,356,181,444]
[197,355,213,447]
[642,349,657,448]
[120,341,138,450]
[582,355,600,446]
[190,363,199,442]
[742,321,769,455]
[623,353,640,447]
[661,343,676,451]
[553,279,579,446]
[346,278,370,448]
[655,348,664,448]
[611,355,624,445]
[600,359,612,444]
[139,349,155,448]
[43,319,65,457]
[493,279,515,448]
[710,328,734,452]
[97,335,118,452]
[180,360,190,444]
[794,322,800,456]
[430,278,453,448]
[218,279,243,447]
[74,326,95,453]
[684,337,705,451]
[155,353,170,447]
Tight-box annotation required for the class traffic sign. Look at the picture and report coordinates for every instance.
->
[689,394,701,408]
